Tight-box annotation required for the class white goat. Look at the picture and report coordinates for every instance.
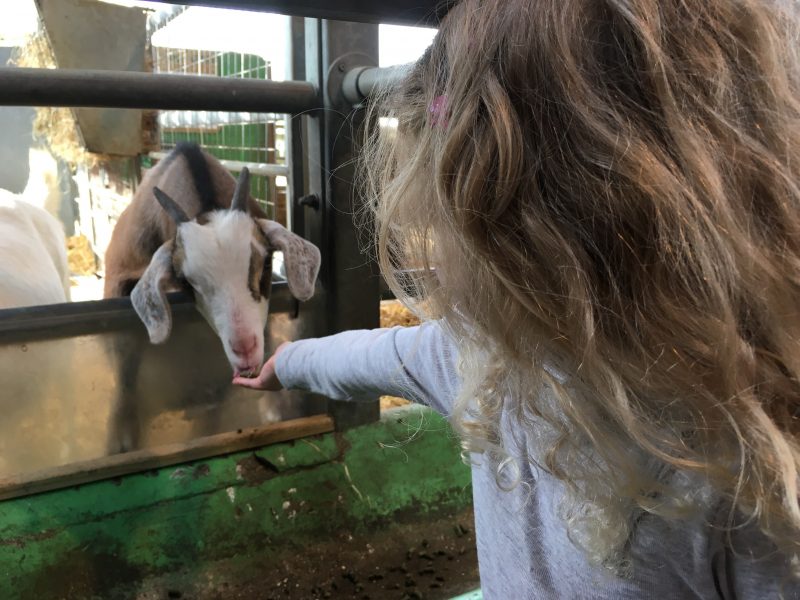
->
[0,187,77,473]
[0,190,70,309]
[105,142,320,375]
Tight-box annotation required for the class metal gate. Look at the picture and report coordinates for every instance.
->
[0,0,442,499]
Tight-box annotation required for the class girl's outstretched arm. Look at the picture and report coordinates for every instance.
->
[233,321,460,415]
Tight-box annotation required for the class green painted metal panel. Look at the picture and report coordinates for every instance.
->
[0,406,473,598]
[156,49,280,219]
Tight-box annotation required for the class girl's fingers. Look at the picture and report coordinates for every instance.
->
[232,375,262,388]
[232,343,290,391]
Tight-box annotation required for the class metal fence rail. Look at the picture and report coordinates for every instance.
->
[148,0,451,26]
[342,64,411,104]
[0,67,320,113]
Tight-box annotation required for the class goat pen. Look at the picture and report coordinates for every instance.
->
[0,2,480,599]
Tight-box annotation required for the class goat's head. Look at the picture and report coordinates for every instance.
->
[131,168,321,376]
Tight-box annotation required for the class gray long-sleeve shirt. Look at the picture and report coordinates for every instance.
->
[275,322,798,599]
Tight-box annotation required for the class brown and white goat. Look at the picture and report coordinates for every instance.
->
[104,142,320,375]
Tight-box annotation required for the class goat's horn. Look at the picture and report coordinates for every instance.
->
[231,167,250,213]
[153,187,190,223]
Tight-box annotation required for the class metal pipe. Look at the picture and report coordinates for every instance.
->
[0,281,296,343]
[146,0,451,26]
[341,64,411,105]
[0,67,320,114]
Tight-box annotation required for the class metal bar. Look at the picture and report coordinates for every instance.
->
[147,0,453,26]
[288,15,308,238]
[0,280,297,343]
[341,64,411,104]
[316,20,382,429]
[0,67,320,113]
[149,152,289,178]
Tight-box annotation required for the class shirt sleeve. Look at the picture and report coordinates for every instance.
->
[273,321,461,416]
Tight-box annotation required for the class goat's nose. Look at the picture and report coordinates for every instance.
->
[231,335,257,358]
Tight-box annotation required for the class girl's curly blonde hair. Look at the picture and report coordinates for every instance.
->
[363,0,800,569]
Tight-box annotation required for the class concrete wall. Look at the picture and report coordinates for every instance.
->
[0,48,35,194]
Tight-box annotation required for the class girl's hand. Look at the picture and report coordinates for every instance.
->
[232,341,292,391]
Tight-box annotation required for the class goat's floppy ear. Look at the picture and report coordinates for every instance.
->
[131,241,177,344]
[256,219,320,301]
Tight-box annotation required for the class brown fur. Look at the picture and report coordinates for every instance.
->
[247,243,266,301]
[253,223,273,300]
[104,148,266,298]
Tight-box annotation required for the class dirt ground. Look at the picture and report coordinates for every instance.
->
[132,506,479,600]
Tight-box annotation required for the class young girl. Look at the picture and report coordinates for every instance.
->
[236,0,800,596]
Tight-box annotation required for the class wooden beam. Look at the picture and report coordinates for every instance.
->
[0,414,334,501]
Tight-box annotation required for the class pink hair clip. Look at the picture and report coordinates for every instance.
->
[428,95,449,128]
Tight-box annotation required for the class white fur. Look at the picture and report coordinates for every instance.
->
[0,191,70,309]
[21,147,62,216]
[179,211,268,373]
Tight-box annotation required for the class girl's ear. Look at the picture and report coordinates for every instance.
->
[131,241,177,344]
[256,219,321,301]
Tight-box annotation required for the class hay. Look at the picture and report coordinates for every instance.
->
[380,396,413,410]
[380,300,420,328]
[13,31,159,162]
[67,235,97,276]
[12,32,96,166]
[379,300,421,409]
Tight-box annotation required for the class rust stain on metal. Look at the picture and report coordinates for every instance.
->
[191,464,210,479]
[235,454,279,486]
